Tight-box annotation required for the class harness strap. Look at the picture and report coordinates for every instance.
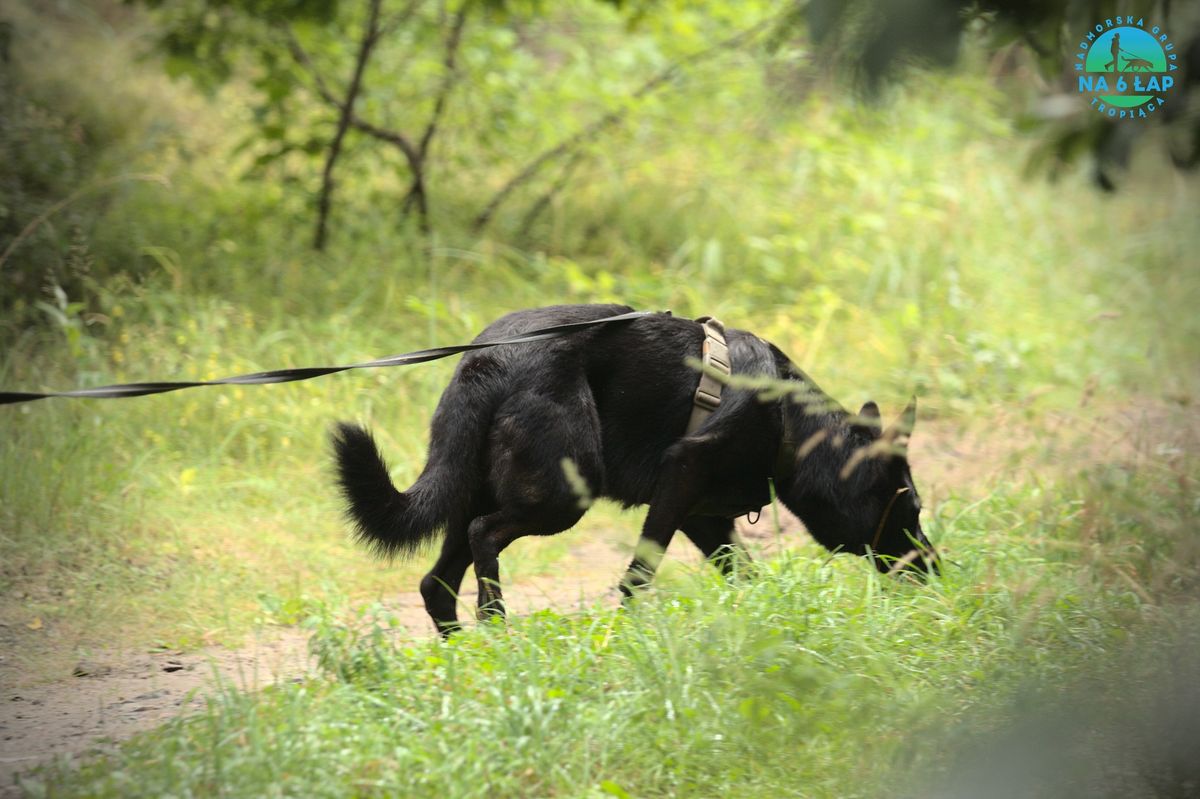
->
[685,316,730,435]
[773,399,798,481]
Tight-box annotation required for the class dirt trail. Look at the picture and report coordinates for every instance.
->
[2,400,1193,793]
[0,537,635,794]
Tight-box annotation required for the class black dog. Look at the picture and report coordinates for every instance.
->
[333,304,936,634]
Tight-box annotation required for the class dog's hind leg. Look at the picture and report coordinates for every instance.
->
[469,390,599,622]
[467,504,585,622]
[419,522,474,637]
[679,516,750,577]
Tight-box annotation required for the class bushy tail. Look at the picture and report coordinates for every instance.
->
[331,422,462,557]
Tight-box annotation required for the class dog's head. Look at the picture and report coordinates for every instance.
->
[790,398,939,575]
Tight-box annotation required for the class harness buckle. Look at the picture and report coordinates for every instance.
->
[694,387,722,411]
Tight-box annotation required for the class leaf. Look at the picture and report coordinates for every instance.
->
[34,301,69,328]
[598,781,632,799]
[27,617,43,631]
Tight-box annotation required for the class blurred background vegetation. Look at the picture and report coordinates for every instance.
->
[0,0,1198,793]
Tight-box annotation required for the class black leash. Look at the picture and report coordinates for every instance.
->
[0,310,658,406]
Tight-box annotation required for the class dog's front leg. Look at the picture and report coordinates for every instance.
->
[680,516,751,577]
[619,440,711,601]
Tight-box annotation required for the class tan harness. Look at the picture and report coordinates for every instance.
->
[685,316,731,435]
[683,317,798,485]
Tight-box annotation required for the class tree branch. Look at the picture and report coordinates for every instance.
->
[313,0,383,251]
[400,0,473,234]
[471,14,777,234]
[288,0,463,235]
[378,0,423,39]
[517,150,584,239]
[417,0,472,160]
[285,21,421,169]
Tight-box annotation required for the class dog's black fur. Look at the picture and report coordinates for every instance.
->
[333,304,936,634]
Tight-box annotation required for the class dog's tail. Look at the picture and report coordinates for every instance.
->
[331,420,475,557]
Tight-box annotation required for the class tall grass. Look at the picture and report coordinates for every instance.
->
[22,462,1197,797]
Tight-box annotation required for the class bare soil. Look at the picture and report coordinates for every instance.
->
[0,537,634,794]
[2,399,1193,794]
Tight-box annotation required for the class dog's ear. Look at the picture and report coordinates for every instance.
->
[898,396,917,435]
[882,396,917,453]
[851,401,882,439]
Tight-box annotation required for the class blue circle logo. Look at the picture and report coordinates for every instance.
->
[1075,16,1177,119]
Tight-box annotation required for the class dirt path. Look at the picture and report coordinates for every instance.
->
[0,536,636,794]
[2,400,1193,794]
[0,629,314,792]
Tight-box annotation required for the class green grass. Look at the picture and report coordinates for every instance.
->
[20,461,1197,798]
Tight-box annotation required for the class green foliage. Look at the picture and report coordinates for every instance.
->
[136,0,722,241]
[22,468,1197,797]
[145,0,340,88]
[0,15,114,308]
[801,0,1200,188]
